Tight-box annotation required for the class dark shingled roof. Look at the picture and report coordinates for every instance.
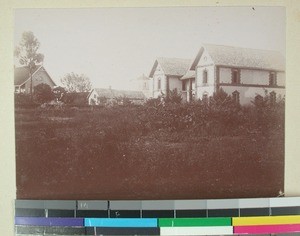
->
[191,44,285,71]
[149,57,191,78]
[14,66,40,85]
[93,88,146,100]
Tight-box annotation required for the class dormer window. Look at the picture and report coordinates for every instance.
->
[203,70,208,84]
[231,69,240,84]
[269,72,277,86]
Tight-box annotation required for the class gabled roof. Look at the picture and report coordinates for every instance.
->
[14,66,41,85]
[149,57,191,78]
[181,70,195,80]
[92,88,146,100]
[14,65,56,86]
[190,44,285,71]
[93,88,115,99]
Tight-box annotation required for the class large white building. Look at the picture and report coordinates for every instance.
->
[149,44,285,105]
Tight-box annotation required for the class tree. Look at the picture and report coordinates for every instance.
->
[53,86,66,101]
[33,83,54,104]
[14,31,44,99]
[61,73,92,92]
[164,89,182,104]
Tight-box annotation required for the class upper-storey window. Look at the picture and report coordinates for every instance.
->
[231,69,240,84]
[269,72,277,86]
[203,70,208,84]
[157,77,161,90]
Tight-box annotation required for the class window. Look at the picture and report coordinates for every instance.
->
[231,69,240,84]
[143,82,147,90]
[269,72,277,86]
[270,91,276,105]
[232,91,240,104]
[203,70,208,84]
[158,78,161,90]
[182,81,187,91]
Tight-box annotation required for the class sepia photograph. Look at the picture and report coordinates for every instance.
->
[14,6,285,200]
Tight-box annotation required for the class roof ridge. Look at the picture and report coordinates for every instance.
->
[157,57,191,61]
[203,43,283,54]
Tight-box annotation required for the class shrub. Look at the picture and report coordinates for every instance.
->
[14,93,37,108]
[33,83,54,104]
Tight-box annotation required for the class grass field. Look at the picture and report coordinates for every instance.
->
[15,103,284,200]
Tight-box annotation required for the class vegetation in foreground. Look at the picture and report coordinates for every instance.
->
[15,90,285,200]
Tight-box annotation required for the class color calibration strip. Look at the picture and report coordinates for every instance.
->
[15,197,300,235]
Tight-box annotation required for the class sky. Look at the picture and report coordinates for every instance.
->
[14,7,285,90]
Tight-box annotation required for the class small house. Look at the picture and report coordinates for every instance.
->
[14,65,56,93]
[88,88,146,106]
[149,57,191,98]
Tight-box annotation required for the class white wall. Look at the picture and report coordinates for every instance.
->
[219,67,285,87]
[241,69,269,85]
[277,72,285,86]
[221,86,286,105]
[219,68,231,83]
[198,49,214,66]
[196,65,215,99]
[152,64,166,98]
[88,90,99,105]
[23,69,55,93]
[169,76,182,92]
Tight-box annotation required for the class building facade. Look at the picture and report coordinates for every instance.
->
[130,74,152,98]
[149,57,191,99]
[14,65,56,93]
[182,44,285,105]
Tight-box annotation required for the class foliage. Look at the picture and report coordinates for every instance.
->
[33,83,54,104]
[14,31,44,68]
[15,93,36,108]
[53,86,66,101]
[164,89,183,104]
[60,92,89,106]
[14,31,44,97]
[61,73,92,92]
[98,96,107,105]
[16,95,285,198]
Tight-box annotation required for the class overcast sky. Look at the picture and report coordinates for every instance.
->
[14,7,285,90]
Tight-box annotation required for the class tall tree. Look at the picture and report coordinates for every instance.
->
[14,31,44,99]
[61,73,92,92]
